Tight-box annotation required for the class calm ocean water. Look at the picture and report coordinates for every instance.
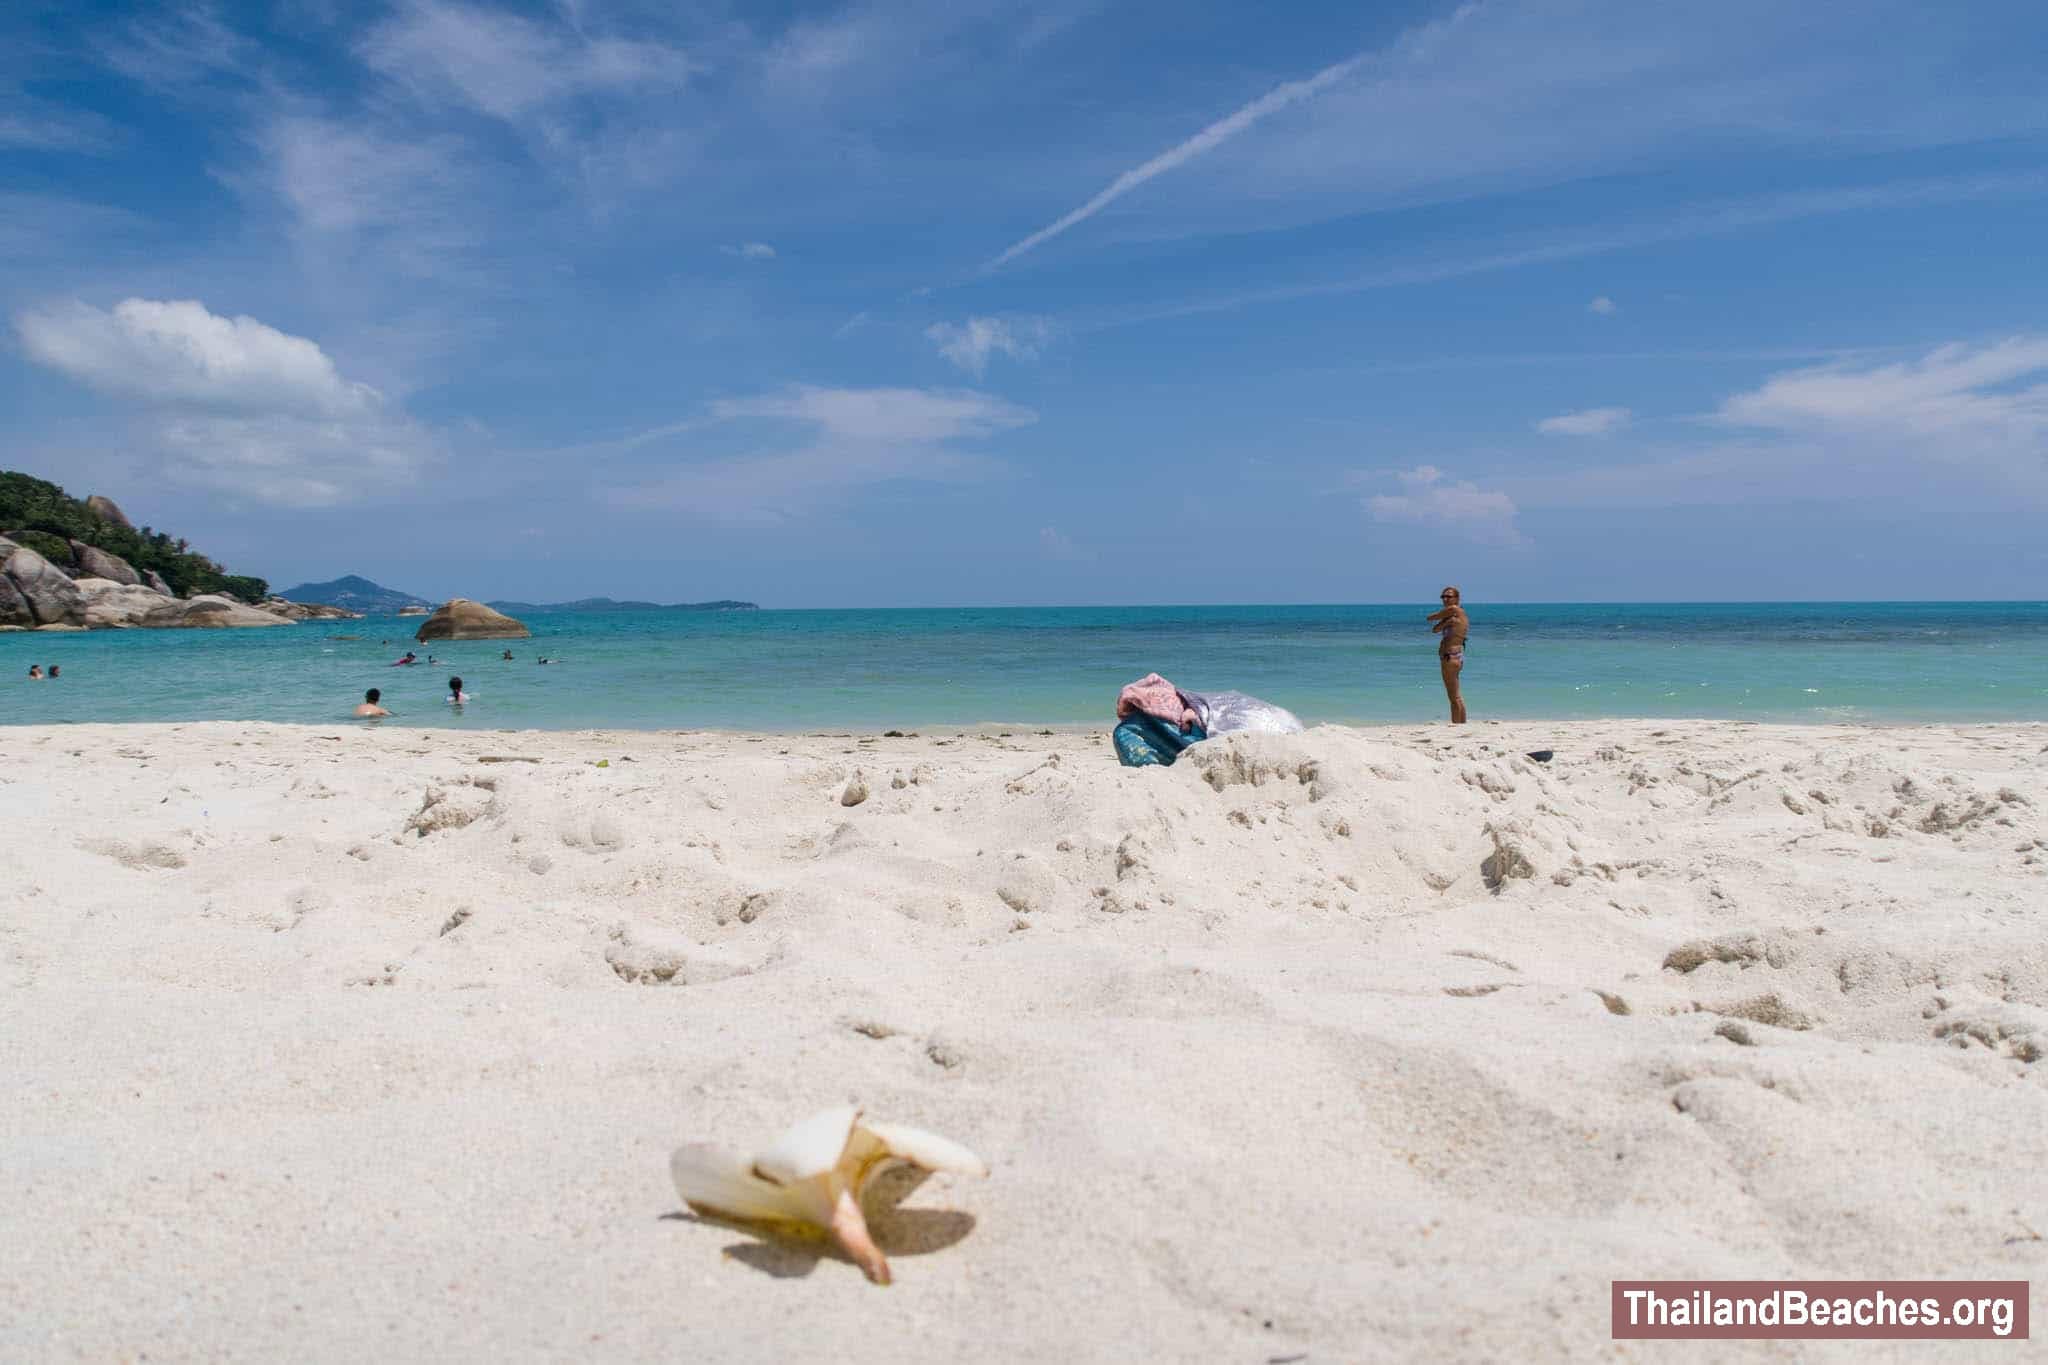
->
[3,603,2044,731]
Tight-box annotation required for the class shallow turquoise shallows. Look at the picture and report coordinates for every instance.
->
[3,603,2045,731]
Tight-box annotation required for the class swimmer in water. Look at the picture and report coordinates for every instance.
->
[47,664,59,679]
[354,687,391,718]
[27,664,43,680]
[1426,585,1469,724]
[391,650,417,666]
[501,650,513,661]
[447,675,469,704]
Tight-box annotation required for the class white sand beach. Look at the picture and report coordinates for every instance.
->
[2,719,2043,1360]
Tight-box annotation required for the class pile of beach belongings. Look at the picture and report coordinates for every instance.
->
[1113,672,1305,767]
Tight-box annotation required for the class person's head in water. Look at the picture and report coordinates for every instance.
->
[47,664,58,678]
[365,688,381,704]
[448,675,464,701]
[27,664,42,679]
[502,650,513,660]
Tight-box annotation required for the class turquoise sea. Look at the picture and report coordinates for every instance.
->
[3,603,2045,731]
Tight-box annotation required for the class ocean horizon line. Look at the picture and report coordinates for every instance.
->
[473,597,2048,613]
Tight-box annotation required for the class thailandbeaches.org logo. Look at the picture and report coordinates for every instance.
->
[1611,1281,2028,1340]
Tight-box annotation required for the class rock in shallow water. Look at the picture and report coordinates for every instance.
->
[413,598,531,641]
[141,594,294,629]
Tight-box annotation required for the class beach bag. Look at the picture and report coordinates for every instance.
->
[1113,713,1207,767]
[1182,689,1304,736]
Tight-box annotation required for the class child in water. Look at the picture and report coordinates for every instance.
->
[447,676,470,704]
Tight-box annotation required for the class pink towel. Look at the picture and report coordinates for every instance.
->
[1117,673,1197,731]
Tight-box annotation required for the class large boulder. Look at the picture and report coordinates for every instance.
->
[414,598,531,641]
[73,578,170,628]
[0,569,30,628]
[1,546,85,627]
[141,594,294,629]
[84,495,135,530]
[144,569,174,597]
[69,540,142,586]
[259,597,363,621]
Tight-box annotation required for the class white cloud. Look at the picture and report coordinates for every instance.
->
[1716,337,2048,442]
[1039,525,1090,561]
[1093,169,2046,330]
[614,386,1036,520]
[99,4,256,89]
[1587,295,1617,315]
[258,116,474,254]
[1508,338,2048,512]
[360,0,690,122]
[0,97,118,154]
[152,411,438,507]
[926,316,1055,376]
[759,3,1086,100]
[1536,406,1631,436]
[986,0,2046,269]
[722,241,777,260]
[1366,465,1524,544]
[16,298,378,415]
[15,298,435,505]
[709,386,1035,443]
[765,12,874,85]
[1064,2,2048,253]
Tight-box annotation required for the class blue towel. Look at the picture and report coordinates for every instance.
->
[1113,713,1207,767]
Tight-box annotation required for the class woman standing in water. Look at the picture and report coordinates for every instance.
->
[1427,586,1468,724]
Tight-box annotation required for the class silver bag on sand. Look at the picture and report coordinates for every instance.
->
[1181,689,1304,737]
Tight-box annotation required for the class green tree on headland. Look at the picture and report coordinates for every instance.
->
[0,471,269,602]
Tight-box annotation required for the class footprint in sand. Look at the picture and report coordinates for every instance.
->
[1929,1003,2042,1063]
[1662,933,1797,974]
[77,837,187,871]
[603,926,752,986]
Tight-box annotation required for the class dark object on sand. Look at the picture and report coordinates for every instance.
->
[1525,750,1554,763]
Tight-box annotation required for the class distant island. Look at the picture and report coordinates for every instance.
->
[278,575,758,615]
[277,574,435,613]
[486,598,758,613]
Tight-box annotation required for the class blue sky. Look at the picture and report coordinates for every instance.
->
[4,0,2047,606]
